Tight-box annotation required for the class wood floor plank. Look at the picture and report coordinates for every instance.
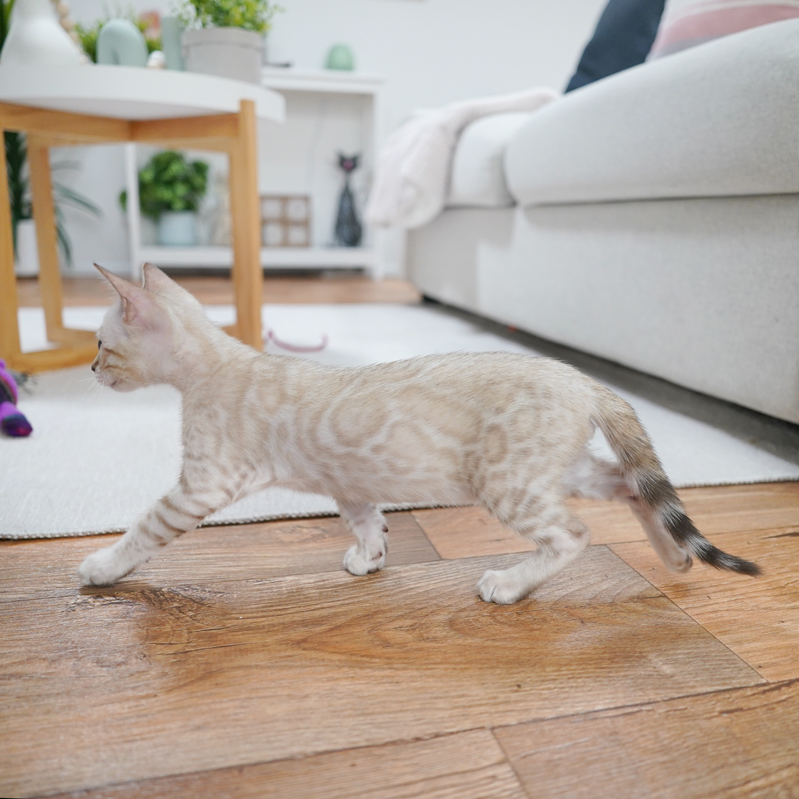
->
[496,680,799,799]
[16,274,422,308]
[678,482,799,537]
[411,506,536,559]
[611,526,799,682]
[0,511,439,603]
[568,481,799,546]
[413,483,799,560]
[0,548,762,797]
[46,730,527,799]
[413,501,658,558]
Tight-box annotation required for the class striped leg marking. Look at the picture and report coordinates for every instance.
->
[77,488,224,587]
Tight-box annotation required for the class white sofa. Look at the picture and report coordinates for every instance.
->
[407,20,799,426]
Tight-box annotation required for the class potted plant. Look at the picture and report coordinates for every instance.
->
[120,150,209,247]
[176,0,281,83]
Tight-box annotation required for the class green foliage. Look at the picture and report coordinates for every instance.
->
[0,0,15,47]
[120,151,209,222]
[176,0,282,34]
[75,12,161,62]
[3,133,101,266]
[5,131,31,255]
[2,1,29,255]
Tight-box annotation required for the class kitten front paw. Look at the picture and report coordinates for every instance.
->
[343,545,386,576]
[477,569,527,605]
[78,545,134,587]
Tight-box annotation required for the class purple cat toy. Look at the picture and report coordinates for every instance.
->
[0,359,32,437]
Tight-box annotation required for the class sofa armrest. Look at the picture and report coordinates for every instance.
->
[506,19,799,206]
[447,112,536,208]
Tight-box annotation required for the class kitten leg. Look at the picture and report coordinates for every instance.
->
[78,487,226,586]
[338,501,389,576]
[563,451,627,501]
[565,450,691,572]
[478,499,589,605]
[624,498,692,573]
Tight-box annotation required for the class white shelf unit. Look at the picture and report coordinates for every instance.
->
[137,245,377,269]
[125,68,385,279]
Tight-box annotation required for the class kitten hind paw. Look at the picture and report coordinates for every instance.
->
[343,545,385,576]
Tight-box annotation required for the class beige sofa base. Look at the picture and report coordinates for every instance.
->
[407,196,799,425]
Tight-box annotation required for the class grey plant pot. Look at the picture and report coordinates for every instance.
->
[157,211,198,246]
[182,27,263,84]
[14,219,39,277]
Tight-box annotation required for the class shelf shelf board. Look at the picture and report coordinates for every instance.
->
[138,246,376,270]
[261,67,384,95]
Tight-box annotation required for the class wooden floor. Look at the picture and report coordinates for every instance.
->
[3,275,799,798]
[14,271,422,307]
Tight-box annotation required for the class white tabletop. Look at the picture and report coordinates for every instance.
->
[0,64,285,122]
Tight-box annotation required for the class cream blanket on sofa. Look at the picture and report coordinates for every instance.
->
[366,87,558,229]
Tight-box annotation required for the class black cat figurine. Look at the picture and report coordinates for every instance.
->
[334,153,362,247]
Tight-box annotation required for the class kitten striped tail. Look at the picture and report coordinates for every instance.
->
[592,386,760,577]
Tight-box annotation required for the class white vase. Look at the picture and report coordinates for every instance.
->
[14,218,39,277]
[0,0,84,66]
[182,28,263,84]
[157,211,197,246]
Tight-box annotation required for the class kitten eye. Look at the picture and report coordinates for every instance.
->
[98,340,102,350]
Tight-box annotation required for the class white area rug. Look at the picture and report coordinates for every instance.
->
[4,303,799,539]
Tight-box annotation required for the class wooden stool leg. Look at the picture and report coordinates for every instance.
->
[3,135,98,371]
[228,99,264,351]
[27,138,66,344]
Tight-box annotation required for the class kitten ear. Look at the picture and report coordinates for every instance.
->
[94,263,133,294]
[141,262,177,293]
[94,263,160,328]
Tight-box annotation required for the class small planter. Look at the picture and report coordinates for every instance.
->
[14,219,39,277]
[157,211,198,246]
[182,27,263,83]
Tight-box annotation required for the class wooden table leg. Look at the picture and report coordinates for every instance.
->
[27,138,66,343]
[227,99,264,351]
[27,137,96,358]
[0,130,97,372]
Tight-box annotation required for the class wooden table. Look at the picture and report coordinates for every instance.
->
[0,65,284,371]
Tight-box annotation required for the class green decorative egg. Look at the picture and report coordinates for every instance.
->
[325,44,354,71]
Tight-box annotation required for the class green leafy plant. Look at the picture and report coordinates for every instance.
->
[119,150,209,221]
[176,0,282,33]
[75,11,161,63]
[1,0,20,252]
[5,134,103,266]
[0,0,13,47]
[2,0,101,266]
[5,131,29,255]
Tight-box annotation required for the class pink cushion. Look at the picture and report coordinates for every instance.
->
[649,0,799,57]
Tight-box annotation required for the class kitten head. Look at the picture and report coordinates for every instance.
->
[92,263,207,392]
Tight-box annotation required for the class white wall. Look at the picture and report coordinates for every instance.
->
[58,0,606,276]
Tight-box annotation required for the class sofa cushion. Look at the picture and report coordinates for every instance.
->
[650,0,799,58]
[506,19,799,207]
[565,0,666,91]
[447,113,535,208]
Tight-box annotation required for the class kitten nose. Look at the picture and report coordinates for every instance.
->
[91,361,97,372]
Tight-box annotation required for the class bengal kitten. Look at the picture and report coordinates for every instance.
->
[79,264,759,602]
